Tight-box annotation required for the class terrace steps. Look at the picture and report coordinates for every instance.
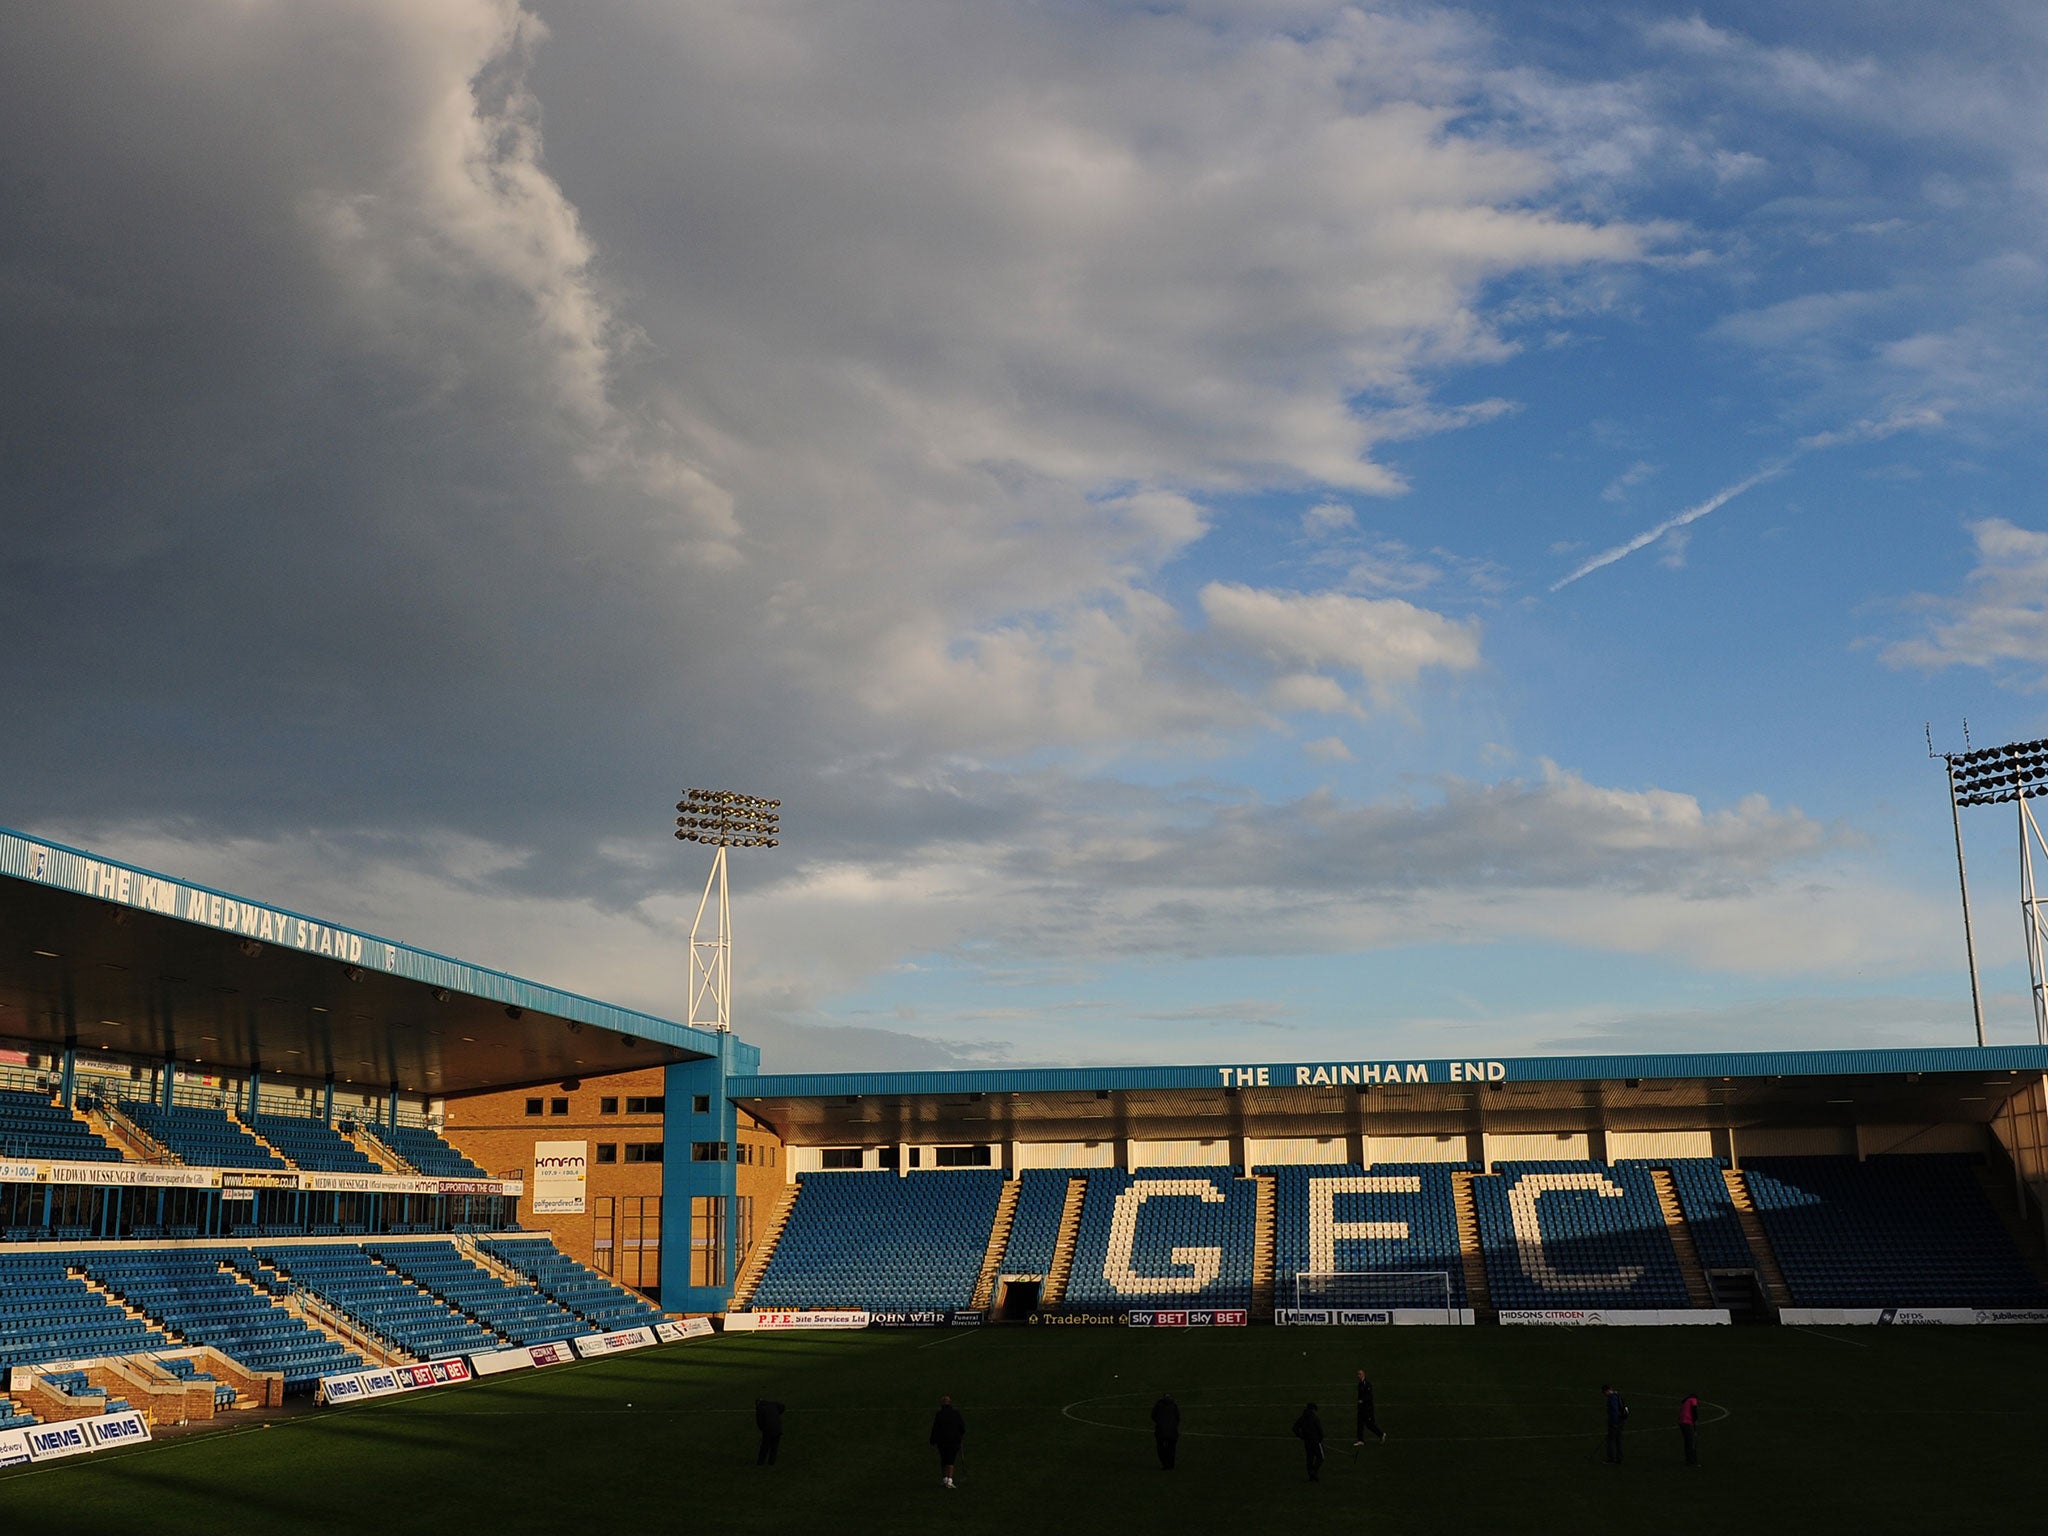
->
[1041,1175,1088,1311]
[1649,1167,1716,1308]
[728,1184,799,1311]
[970,1179,1023,1312]
[87,1102,174,1165]
[227,1113,291,1166]
[1250,1173,1277,1321]
[1722,1168,1792,1305]
[1450,1171,1492,1319]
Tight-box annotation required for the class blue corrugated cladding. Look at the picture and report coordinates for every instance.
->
[730,1045,2048,1100]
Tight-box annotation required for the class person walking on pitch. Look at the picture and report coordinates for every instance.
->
[754,1398,785,1466]
[1678,1392,1700,1465]
[1602,1384,1628,1464]
[1293,1401,1327,1482]
[929,1395,967,1488]
[1152,1393,1181,1470]
[1354,1369,1386,1446]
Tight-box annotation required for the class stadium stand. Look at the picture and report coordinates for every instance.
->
[257,1244,503,1360]
[1744,1155,2048,1309]
[116,1102,287,1170]
[0,1086,122,1163]
[479,1236,667,1330]
[747,1170,1006,1313]
[245,1113,380,1174]
[0,1254,173,1370]
[80,1249,363,1389]
[1652,1157,1756,1272]
[370,1123,490,1179]
[998,1169,1072,1277]
[0,1396,35,1430]
[1471,1161,1690,1311]
[1265,1163,1469,1308]
[1063,1167,1257,1314]
[369,1241,584,1345]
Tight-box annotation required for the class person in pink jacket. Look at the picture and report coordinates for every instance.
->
[1678,1392,1700,1465]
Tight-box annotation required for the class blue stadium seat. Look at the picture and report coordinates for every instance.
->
[83,1249,363,1391]
[1265,1163,1467,1308]
[1745,1155,2048,1308]
[998,1169,1073,1275]
[748,1170,1006,1313]
[0,1086,123,1163]
[1064,1167,1256,1314]
[115,1101,286,1169]
[1471,1161,1690,1310]
[478,1236,665,1330]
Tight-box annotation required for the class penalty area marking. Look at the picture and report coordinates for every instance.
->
[1060,1389,1730,1444]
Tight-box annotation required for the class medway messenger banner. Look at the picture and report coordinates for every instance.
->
[532,1141,587,1215]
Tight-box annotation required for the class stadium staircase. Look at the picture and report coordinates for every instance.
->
[1251,1173,1277,1320]
[229,1114,291,1167]
[87,1101,173,1164]
[1649,1167,1716,1307]
[271,1273,405,1367]
[969,1179,1022,1312]
[345,1124,414,1175]
[1450,1170,1493,1319]
[1040,1175,1087,1310]
[1721,1168,1792,1307]
[728,1184,800,1311]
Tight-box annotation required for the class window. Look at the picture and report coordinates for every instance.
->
[820,1148,862,1170]
[623,1141,664,1163]
[690,1141,728,1163]
[595,1144,618,1164]
[600,1097,618,1115]
[936,1145,993,1167]
[692,1095,710,1114]
[549,1098,569,1116]
[626,1095,665,1114]
[524,1098,543,1117]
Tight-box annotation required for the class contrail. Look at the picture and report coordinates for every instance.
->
[1550,460,1790,592]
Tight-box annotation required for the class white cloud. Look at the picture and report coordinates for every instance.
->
[1303,501,1357,537]
[1883,519,2048,683]
[1303,736,1355,764]
[1199,582,1483,706]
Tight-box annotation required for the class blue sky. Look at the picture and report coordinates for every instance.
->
[4,2,2047,1071]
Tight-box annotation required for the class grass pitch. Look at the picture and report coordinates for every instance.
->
[8,1322,2045,1535]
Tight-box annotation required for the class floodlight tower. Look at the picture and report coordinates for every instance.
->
[674,789,780,1034]
[1938,734,2048,1046]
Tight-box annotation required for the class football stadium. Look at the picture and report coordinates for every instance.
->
[5,822,2048,1535]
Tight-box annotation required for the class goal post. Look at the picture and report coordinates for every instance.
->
[1290,1270,1456,1322]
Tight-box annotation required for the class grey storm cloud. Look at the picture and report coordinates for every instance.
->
[0,1,1933,1058]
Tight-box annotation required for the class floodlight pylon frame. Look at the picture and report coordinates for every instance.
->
[2021,797,2048,1046]
[1934,731,2048,1047]
[675,788,780,1035]
[688,844,733,1035]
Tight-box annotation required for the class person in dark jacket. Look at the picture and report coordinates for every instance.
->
[754,1398,785,1465]
[1602,1384,1628,1464]
[930,1395,966,1488]
[1678,1392,1700,1465]
[1151,1394,1181,1470]
[1292,1401,1326,1481]
[1354,1369,1386,1445]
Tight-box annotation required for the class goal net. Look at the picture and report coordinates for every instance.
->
[1290,1270,1456,1322]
